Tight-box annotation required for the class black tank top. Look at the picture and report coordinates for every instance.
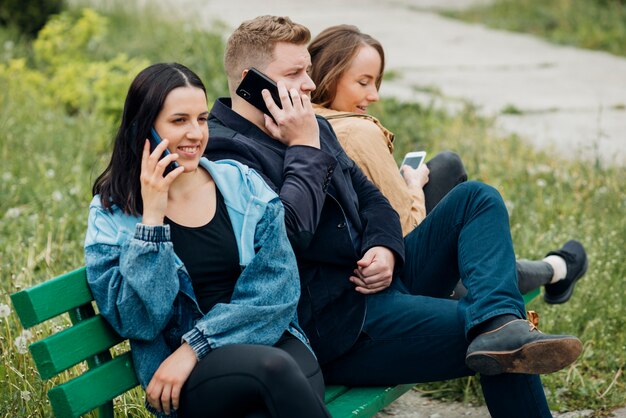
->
[166,188,241,314]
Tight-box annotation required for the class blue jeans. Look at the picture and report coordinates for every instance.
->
[321,182,552,418]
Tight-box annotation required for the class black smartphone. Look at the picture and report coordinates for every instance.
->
[149,127,180,175]
[235,67,283,117]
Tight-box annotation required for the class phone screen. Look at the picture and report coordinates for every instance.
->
[402,155,425,169]
[149,127,180,175]
[235,67,282,117]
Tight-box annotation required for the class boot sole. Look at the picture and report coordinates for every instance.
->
[466,337,583,376]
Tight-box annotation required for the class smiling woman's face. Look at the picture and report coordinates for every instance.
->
[152,86,209,174]
[330,45,382,114]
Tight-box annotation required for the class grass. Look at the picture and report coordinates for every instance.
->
[1,2,625,417]
[447,0,626,57]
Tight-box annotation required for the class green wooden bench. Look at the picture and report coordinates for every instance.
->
[11,267,540,418]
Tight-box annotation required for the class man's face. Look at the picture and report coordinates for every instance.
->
[263,42,316,96]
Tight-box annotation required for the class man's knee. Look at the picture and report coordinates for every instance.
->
[454,181,504,208]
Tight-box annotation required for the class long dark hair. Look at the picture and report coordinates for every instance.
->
[308,25,385,108]
[92,63,206,215]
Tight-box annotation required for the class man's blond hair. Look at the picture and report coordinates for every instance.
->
[224,15,311,92]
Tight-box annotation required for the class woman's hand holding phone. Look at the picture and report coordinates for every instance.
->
[261,80,320,149]
[401,164,430,189]
[140,139,184,226]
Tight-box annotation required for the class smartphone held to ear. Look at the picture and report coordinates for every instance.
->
[400,151,427,170]
[149,127,180,175]
[236,67,282,118]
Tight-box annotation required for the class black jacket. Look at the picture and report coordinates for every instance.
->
[206,98,405,363]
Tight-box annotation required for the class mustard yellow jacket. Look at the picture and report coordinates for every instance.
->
[315,105,425,236]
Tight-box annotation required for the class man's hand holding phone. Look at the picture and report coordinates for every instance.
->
[261,80,320,149]
[236,68,319,148]
[140,139,184,226]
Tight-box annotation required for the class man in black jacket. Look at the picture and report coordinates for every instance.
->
[205,15,582,417]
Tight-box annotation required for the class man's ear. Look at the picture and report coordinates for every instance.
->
[240,68,249,81]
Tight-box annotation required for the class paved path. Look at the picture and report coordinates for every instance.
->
[155,0,625,165]
[145,0,626,415]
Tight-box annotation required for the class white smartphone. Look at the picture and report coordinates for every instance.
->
[400,151,427,170]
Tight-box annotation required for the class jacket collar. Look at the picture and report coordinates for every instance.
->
[313,104,395,145]
[200,157,276,209]
[211,98,287,154]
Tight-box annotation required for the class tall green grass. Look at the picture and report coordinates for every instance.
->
[448,0,626,57]
[1,3,624,417]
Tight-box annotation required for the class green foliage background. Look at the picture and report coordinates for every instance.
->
[0,2,624,417]
[0,0,65,37]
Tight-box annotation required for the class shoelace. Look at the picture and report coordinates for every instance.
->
[527,310,540,331]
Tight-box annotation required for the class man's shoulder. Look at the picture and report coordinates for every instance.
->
[209,114,239,139]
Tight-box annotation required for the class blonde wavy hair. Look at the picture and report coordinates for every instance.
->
[224,15,311,92]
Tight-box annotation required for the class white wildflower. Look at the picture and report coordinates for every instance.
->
[2,172,12,181]
[536,179,547,187]
[45,169,55,178]
[20,329,33,340]
[4,40,14,51]
[52,191,63,202]
[5,207,21,219]
[69,186,80,196]
[0,303,10,318]
[20,391,31,401]
[14,335,28,354]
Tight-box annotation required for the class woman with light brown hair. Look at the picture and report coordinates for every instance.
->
[308,25,587,303]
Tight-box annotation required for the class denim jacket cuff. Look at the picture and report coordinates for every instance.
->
[182,327,212,360]
[134,224,171,242]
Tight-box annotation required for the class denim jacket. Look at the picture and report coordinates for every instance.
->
[84,158,309,416]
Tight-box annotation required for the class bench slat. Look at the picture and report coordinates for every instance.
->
[523,288,540,304]
[326,384,416,418]
[10,267,92,328]
[30,315,125,379]
[47,351,139,418]
[324,385,350,403]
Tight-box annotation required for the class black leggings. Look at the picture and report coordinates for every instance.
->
[423,151,468,214]
[178,333,331,418]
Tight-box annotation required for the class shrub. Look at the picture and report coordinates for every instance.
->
[0,9,148,120]
[0,0,65,37]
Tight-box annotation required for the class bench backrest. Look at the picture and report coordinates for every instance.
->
[10,267,139,418]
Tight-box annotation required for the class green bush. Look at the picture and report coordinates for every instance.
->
[0,0,65,37]
[0,9,149,120]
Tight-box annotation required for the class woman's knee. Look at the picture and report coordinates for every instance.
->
[429,151,468,183]
[255,348,302,384]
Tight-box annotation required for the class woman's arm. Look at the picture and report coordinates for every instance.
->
[336,118,426,235]
[182,198,300,359]
[85,207,180,341]
[400,164,429,229]
[85,139,186,341]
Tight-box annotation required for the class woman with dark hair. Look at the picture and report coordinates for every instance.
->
[308,25,587,303]
[85,63,330,418]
